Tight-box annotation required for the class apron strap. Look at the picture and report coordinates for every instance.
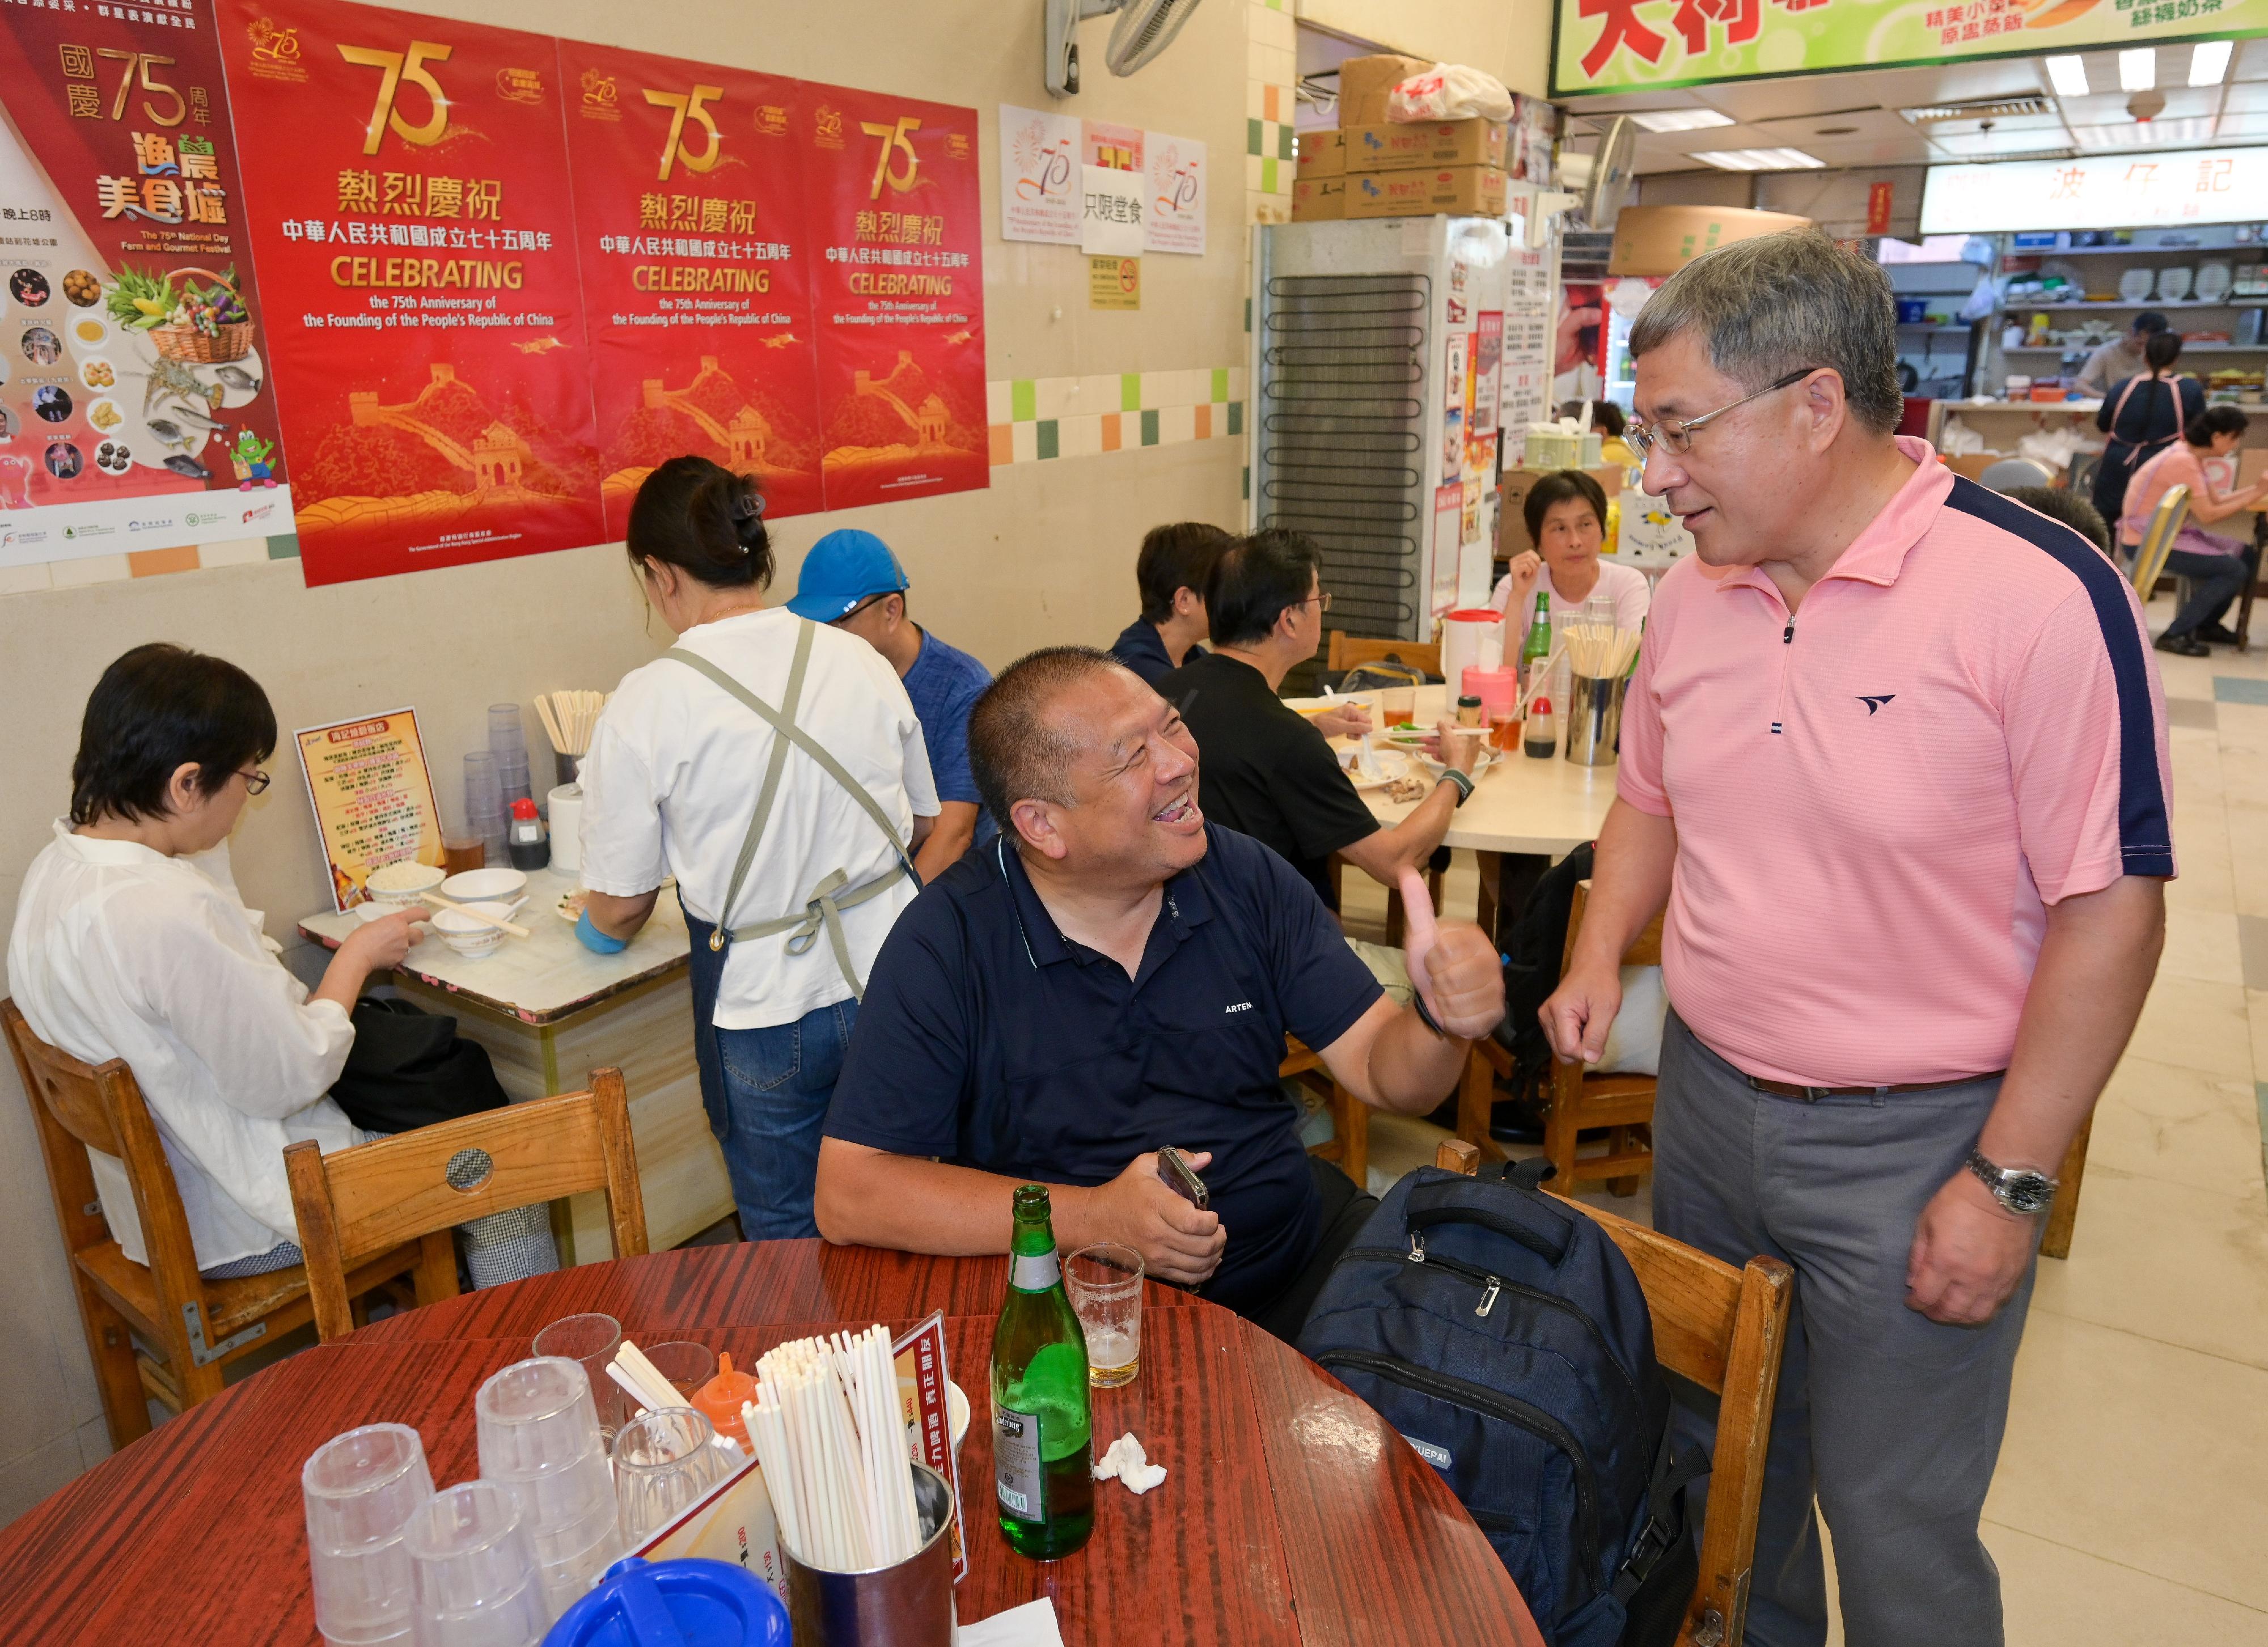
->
[721,866,906,1002]
[663,625,919,987]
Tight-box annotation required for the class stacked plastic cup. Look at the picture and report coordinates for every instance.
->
[303,1422,437,1647]
[489,704,534,815]
[463,751,507,869]
[475,1357,624,1627]
[401,1480,546,1647]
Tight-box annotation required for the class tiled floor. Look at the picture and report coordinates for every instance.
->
[1341,594,2268,1644]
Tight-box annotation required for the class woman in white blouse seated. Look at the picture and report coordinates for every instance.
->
[1492,469,1651,668]
[9,644,555,1284]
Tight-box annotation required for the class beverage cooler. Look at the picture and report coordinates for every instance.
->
[1251,215,1546,646]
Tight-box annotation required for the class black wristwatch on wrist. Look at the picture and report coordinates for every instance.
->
[1438,768,1475,807]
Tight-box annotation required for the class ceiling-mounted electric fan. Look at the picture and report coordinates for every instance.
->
[1046,0,1205,98]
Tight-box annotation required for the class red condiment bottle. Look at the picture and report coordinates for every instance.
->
[692,1352,758,1450]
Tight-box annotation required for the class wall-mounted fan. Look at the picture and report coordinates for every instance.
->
[1046,0,1205,98]
[1581,117,1637,231]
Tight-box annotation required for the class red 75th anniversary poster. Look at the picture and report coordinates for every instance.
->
[556,40,823,535]
[797,83,986,511]
[214,0,603,586]
[0,2,293,567]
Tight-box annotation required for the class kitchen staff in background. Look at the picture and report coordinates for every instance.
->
[2091,329,2200,536]
[10,644,557,1286]
[787,528,993,879]
[576,458,940,1239]
[2075,309,2170,399]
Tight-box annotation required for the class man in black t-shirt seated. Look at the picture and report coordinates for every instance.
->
[814,647,1504,1341]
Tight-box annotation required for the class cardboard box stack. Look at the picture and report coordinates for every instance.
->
[1293,53,1529,223]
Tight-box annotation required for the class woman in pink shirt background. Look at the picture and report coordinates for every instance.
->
[1489,468,1651,662]
[2120,403,2266,655]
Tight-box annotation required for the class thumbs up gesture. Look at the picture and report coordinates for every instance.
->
[1397,867,1505,1040]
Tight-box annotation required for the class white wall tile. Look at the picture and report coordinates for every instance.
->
[1010,420,1039,464]
[986,380,1010,425]
[1056,413,1103,459]
[1073,374,1120,413]
[47,554,130,588]
[198,537,269,568]
[0,562,54,595]
[1156,404,1198,444]
[0,1428,87,1527]
[1031,375,1073,422]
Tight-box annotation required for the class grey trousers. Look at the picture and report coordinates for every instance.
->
[1652,1011,2037,1647]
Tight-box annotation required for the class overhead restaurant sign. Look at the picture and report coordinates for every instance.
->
[1552,0,2268,97]
[1920,146,2268,234]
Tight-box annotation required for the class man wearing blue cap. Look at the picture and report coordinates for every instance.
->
[789,529,994,879]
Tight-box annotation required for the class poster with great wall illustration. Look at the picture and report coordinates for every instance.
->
[217,0,603,585]
[558,41,824,532]
[796,80,986,511]
[0,2,294,569]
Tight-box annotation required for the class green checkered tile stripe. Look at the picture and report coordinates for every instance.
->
[989,369,1247,466]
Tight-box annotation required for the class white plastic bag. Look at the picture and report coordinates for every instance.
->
[1387,63,1515,124]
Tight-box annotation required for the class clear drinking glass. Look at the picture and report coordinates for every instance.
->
[530,1313,625,1438]
[475,1357,624,1627]
[401,1481,545,1647]
[636,1341,717,1401]
[612,1407,733,1544]
[1382,684,1416,726]
[1064,1243,1144,1389]
[303,1422,435,1647]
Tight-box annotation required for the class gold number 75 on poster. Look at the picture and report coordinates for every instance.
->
[337,40,453,156]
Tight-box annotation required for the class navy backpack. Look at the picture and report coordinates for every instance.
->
[1298,1161,1702,1647]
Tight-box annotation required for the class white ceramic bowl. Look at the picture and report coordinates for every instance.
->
[429,901,513,958]
[439,866,527,904]
[366,861,445,904]
[948,1380,968,1460]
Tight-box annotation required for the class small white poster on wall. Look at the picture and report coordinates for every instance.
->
[1144,133,1206,255]
[998,104,1082,244]
[1081,164,1146,257]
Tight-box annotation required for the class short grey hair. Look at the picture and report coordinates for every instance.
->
[1627,227,1905,436]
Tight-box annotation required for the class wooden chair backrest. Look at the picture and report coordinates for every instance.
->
[2131,481,2190,600]
[1560,880,1665,973]
[1433,1138,1793,1646]
[1327,630,1442,678]
[5,996,212,1324]
[286,1069,646,1341]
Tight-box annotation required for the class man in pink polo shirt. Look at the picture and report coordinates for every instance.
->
[1543,230,2170,1647]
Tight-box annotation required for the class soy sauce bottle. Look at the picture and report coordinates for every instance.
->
[1525,695,1557,759]
[991,1185,1094,1559]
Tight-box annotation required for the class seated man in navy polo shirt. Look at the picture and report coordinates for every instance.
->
[789,527,993,880]
[815,646,1504,1340]
[1108,521,1232,685]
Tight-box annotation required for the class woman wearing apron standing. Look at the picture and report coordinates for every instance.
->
[2092,331,2201,533]
[576,457,940,1238]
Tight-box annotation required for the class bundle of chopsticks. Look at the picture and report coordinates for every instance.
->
[743,1326,920,1571]
[1561,623,1641,680]
[607,1340,741,1455]
[534,690,610,759]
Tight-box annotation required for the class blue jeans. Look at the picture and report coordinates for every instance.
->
[686,915,856,1239]
[2162,545,2252,638]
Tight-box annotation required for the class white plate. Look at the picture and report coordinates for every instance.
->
[2197,261,2234,302]
[77,357,117,392]
[441,866,527,903]
[2157,266,2194,302]
[2117,268,2155,302]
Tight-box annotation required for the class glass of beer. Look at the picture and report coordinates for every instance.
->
[1064,1244,1144,1388]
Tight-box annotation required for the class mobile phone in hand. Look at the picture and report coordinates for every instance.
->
[1156,1145,1209,1211]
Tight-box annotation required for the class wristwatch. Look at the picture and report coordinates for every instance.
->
[1966,1148,2058,1216]
[1438,768,1475,807]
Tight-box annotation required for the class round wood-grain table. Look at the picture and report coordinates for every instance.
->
[0,1239,1545,1645]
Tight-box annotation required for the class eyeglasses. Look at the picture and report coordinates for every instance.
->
[1627,367,1818,459]
[1298,591,1334,613]
[828,592,892,625]
[240,768,272,795]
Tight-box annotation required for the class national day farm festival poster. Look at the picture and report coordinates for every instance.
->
[0,0,991,586]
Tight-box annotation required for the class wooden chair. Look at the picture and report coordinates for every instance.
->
[1285,1036,1369,1189]
[1546,882,1667,1196]
[1436,1138,1794,1647]
[4,998,426,1449]
[1326,630,1441,678]
[286,1069,648,1343]
[2129,481,2189,602]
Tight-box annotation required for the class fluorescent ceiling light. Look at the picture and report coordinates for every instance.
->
[1690,147,1825,171]
[1629,108,1736,133]
[2119,47,2157,91]
[2190,39,2233,86]
[2068,115,2218,150]
[2045,55,2090,98]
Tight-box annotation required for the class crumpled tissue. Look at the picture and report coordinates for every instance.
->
[1091,1432,1167,1494]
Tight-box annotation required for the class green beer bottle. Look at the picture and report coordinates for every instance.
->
[991,1184,1095,1559]
[1519,591,1553,705]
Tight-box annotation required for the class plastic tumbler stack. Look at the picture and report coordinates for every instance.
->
[489,704,534,814]
[474,1356,625,1628]
[463,751,507,871]
[302,1422,435,1647]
